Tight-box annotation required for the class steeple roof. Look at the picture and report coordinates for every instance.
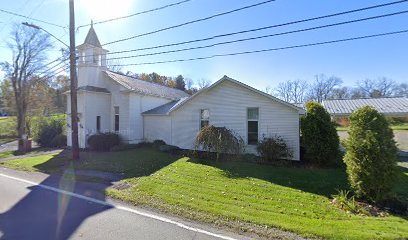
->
[83,23,102,48]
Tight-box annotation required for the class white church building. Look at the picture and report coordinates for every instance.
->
[67,26,305,160]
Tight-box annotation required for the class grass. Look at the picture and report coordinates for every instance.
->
[0,150,16,159]
[337,123,408,131]
[0,117,17,139]
[1,148,407,239]
[393,123,408,131]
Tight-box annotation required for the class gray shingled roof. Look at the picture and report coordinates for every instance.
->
[322,97,408,116]
[84,25,102,48]
[104,71,190,100]
[142,98,189,115]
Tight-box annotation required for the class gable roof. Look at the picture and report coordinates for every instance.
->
[142,98,189,115]
[83,25,102,48]
[104,71,190,100]
[322,97,408,116]
[143,75,305,115]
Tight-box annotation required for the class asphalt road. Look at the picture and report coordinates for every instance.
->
[0,168,245,240]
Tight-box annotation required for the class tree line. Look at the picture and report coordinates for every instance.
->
[120,71,211,94]
[268,74,408,104]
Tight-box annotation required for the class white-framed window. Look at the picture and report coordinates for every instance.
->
[247,108,259,145]
[200,109,210,129]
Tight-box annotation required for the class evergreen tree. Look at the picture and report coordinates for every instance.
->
[343,106,398,202]
[300,101,340,166]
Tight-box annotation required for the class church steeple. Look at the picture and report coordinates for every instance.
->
[77,22,108,68]
[83,21,102,48]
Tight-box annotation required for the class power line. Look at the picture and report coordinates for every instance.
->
[0,8,67,29]
[38,59,68,76]
[77,0,194,29]
[106,10,408,61]
[106,0,408,55]
[41,65,69,79]
[110,29,408,67]
[103,0,276,46]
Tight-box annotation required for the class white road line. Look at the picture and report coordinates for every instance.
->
[0,173,237,240]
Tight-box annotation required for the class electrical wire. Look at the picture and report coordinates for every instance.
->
[105,0,408,55]
[103,0,276,46]
[0,8,67,29]
[77,0,195,29]
[105,10,408,61]
[109,29,408,67]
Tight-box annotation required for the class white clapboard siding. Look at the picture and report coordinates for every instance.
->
[144,115,172,144]
[168,80,300,160]
[128,94,171,143]
[143,79,301,160]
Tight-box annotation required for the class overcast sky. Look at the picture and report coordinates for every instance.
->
[0,0,407,90]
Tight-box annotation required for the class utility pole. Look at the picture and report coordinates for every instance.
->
[69,0,80,160]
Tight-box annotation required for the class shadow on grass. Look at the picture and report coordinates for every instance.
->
[0,147,178,239]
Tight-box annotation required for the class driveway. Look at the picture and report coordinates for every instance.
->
[338,130,408,151]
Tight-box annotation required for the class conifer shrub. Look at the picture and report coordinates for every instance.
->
[300,101,340,166]
[195,125,244,160]
[343,106,398,202]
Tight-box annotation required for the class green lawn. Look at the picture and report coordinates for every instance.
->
[0,150,16,159]
[1,148,407,239]
[337,123,408,131]
[0,117,17,138]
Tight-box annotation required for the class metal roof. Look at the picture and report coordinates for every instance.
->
[142,98,189,115]
[322,97,408,116]
[104,71,190,100]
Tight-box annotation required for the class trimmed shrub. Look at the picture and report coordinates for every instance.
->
[300,101,340,166]
[32,115,66,147]
[87,133,121,151]
[195,125,244,160]
[343,106,398,202]
[50,134,67,148]
[257,135,293,162]
[153,139,166,147]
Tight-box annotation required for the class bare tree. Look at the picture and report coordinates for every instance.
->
[394,83,408,97]
[357,77,397,98]
[107,60,123,73]
[185,78,194,90]
[328,86,352,99]
[274,80,308,103]
[290,80,308,103]
[307,74,342,103]
[0,24,52,138]
[197,78,211,89]
[274,81,292,102]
